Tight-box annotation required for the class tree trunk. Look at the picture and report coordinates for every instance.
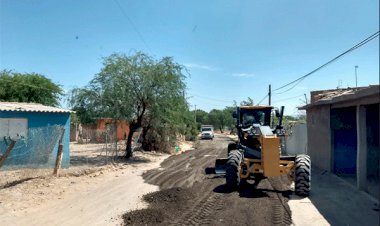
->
[141,125,151,151]
[125,103,146,159]
[0,140,16,169]
[125,127,135,158]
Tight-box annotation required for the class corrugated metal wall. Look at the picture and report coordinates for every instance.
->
[0,111,71,169]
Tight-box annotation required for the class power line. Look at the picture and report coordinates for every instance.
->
[191,99,230,108]
[273,31,380,93]
[272,94,304,104]
[113,0,153,54]
[275,78,305,94]
[189,94,235,103]
[256,94,269,106]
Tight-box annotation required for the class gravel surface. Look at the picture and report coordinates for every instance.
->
[123,134,293,226]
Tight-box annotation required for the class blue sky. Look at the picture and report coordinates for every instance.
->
[1,0,379,115]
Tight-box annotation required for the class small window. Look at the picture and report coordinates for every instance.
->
[0,118,28,139]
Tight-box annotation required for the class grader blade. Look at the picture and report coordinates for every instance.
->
[214,158,228,174]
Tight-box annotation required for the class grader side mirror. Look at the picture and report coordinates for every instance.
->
[275,109,281,118]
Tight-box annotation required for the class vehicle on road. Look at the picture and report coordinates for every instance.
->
[215,105,311,196]
[200,125,214,140]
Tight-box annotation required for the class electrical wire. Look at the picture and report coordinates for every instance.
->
[189,94,235,103]
[113,0,153,54]
[273,31,379,93]
[272,94,304,104]
[275,78,305,94]
[190,97,232,107]
[256,94,269,106]
[190,98,231,108]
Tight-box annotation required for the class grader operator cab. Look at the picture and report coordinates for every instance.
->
[215,105,311,196]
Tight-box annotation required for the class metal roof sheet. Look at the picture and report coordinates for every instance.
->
[0,102,72,113]
[299,85,379,110]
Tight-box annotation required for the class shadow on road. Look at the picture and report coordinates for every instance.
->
[127,156,152,164]
[212,181,293,199]
[212,184,234,194]
[70,154,151,167]
[204,167,215,175]
[1,177,36,189]
[215,137,235,141]
[295,168,380,226]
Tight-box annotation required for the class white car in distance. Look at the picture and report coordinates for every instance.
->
[201,125,214,140]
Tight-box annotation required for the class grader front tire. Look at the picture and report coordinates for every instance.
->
[226,150,242,190]
[295,154,311,196]
[227,142,237,156]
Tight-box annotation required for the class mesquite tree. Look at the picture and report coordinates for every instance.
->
[69,52,190,158]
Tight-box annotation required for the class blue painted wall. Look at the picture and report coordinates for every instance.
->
[0,111,70,169]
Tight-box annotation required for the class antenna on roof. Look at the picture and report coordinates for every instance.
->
[355,65,359,88]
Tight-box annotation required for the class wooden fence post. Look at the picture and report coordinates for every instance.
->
[54,129,65,176]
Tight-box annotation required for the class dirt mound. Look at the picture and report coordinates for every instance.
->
[144,187,195,204]
[123,208,167,225]
[123,187,195,225]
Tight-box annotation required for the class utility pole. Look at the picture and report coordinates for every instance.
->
[304,93,308,104]
[194,105,197,123]
[268,84,271,106]
[355,65,358,88]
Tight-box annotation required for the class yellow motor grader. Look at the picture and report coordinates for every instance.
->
[215,106,311,196]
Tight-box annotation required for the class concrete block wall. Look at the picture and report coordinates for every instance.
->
[306,105,332,171]
[286,123,307,155]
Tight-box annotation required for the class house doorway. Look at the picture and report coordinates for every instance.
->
[331,107,357,175]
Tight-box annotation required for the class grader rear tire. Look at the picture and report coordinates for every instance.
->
[295,154,311,196]
[226,150,242,190]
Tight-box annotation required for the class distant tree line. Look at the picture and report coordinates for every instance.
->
[193,98,306,134]
[193,108,234,133]
[0,70,63,106]
[192,98,254,133]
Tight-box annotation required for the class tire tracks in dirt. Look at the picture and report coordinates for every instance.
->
[171,193,224,226]
[143,139,225,189]
[266,178,293,226]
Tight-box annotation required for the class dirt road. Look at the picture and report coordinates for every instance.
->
[124,134,293,226]
[0,151,169,226]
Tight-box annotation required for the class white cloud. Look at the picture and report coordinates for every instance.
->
[232,73,255,78]
[183,63,220,71]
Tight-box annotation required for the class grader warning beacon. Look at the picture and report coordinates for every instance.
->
[215,106,311,196]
